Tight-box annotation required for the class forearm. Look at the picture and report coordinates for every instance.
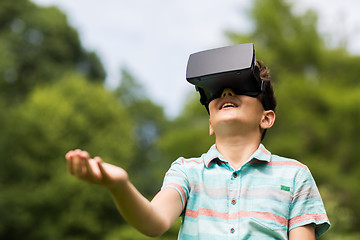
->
[107,181,170,237]
[65,150,180,236]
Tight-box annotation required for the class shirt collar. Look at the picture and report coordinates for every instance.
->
[204,143,271,167]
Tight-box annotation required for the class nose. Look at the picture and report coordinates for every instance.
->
[221,88,235,98]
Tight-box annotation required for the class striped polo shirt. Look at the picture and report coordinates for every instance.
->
[162,144,330,239]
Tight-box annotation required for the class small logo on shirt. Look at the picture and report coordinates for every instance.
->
[281,185,290,191]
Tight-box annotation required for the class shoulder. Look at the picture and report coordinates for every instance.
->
[168,155,207,178]
[269,154,309,171]
[259,154,313,182]
[173,156,205,165]
[171,150,211,168]
[257,145,308,172]
[269,156,320,198]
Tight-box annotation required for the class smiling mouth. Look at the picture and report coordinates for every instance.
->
[219,101,238,110]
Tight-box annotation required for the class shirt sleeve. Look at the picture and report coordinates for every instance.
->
[161,157,190,211]
[289,167,330,238]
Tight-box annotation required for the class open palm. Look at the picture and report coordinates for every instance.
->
[65,149,128,189]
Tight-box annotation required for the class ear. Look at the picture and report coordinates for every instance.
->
[260,110,275,130]
[209,119,215,136]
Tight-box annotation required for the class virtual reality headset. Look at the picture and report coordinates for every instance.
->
[186,43,270,111]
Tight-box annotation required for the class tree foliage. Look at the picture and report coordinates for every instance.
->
[0,75,134,239]
[115,68,171,196]
[0,0,105,104]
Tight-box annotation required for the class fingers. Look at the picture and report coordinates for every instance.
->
[84,156,103,181]
[84,156,93,177]
[94,156,106,178]
[65,149,89,160]
[94,156,103,167]
[65,151,127,188]
[65,149,90,178]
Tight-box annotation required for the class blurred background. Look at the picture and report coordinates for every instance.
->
[1,0,359,239]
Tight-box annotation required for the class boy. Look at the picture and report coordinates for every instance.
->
[66,44,330,239]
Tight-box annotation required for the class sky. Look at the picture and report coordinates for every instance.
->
[31,0,360,117]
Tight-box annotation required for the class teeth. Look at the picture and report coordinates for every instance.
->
[222,103,235,108]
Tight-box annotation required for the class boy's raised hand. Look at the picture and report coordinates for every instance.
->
[66,149,183,237]
[65,149,128,189]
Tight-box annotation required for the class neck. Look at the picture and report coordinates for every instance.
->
[215,134,261,170]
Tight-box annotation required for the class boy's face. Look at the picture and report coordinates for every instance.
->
[208,88,275,137]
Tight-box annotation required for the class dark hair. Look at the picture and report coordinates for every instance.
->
[256,60,277,140]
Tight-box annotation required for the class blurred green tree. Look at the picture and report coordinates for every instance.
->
[157,93,214,166]
[115,68,171,196]
[0,0,105,104]
[0,75,134,239]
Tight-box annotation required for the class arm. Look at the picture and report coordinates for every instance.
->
[289,224,315,240]
[65,149,183,237]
